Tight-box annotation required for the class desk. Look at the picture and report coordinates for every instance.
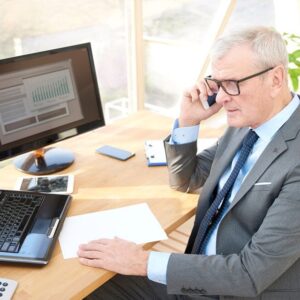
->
[0,110,224,300]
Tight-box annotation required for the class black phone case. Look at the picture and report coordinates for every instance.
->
[207,93,217,107]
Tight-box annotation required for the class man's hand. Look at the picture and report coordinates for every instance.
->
[179,81,222,127]
[77,237,149,276]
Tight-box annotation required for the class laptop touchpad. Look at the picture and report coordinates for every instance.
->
[19,233,51,258]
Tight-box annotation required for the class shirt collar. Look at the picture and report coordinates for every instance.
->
[254,93,299,142]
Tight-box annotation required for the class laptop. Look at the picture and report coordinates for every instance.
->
[0,188,71,264]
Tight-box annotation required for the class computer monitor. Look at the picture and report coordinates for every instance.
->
[0,43,105,175]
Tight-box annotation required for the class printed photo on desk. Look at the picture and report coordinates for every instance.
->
[15,174,74,194]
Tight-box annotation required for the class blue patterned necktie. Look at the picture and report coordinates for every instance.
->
[194,129,259,254]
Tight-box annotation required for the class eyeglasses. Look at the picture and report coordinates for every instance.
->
[205,67,274,96]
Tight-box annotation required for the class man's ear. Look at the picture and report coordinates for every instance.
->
[270,65,285,97]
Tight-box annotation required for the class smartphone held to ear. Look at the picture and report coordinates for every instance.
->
[202,93,217,110]
[96,145,135,161]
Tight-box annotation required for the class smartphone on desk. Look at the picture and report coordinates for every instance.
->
[96,145,135,161]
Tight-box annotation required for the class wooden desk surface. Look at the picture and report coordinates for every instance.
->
[0,110,224,300]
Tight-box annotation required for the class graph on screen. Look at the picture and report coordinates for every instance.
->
[32,76,71,103]
[24,69,76,110]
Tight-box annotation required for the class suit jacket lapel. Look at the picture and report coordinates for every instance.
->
[230,135,287,208]
[200,128,248,203]
[190,128,248,253]
[230,105,300,209]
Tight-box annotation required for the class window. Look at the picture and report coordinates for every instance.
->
[142,0,279,116]
[0,0,299,123]
[0,0,128,122]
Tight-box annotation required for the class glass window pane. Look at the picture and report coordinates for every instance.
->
[225,0,275,32]
[143,0,221,42]
[145,42,205,112]
[0,0,128,121]
[143,0,279,115]
[143,0,222,113]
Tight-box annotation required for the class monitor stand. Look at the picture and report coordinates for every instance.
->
[14,147,74,175]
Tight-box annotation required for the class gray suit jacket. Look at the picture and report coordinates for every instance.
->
[164,105,300,299]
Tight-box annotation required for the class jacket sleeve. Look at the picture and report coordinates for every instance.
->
[164,138,217,193]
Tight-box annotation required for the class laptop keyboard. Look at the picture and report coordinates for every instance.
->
[0,191,45,253]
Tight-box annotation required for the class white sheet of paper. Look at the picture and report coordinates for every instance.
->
[58,203,168,259]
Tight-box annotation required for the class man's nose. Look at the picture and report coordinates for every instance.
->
[216,88,231,105]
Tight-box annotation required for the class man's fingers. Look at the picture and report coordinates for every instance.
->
[183,88,193,98]
[86,238,113,245]
[79,242,105,251]
[79,257,104,268]
[79,238,117,250]
[190,87,200,102]
[195,81,209,103]
[77,249,104,259]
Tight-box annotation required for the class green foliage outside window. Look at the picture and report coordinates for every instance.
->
[283,33,300,92]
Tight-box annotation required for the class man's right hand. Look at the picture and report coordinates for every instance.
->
[179,81,222,128]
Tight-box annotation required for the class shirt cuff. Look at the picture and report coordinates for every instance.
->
[170,119,200,144]
[147,251,171,285]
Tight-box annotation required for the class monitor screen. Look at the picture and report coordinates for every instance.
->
[0,43,105,175]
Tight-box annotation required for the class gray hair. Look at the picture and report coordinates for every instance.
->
[211,26,288,71]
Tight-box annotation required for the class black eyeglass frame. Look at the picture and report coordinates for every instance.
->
[205,67,274,96]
